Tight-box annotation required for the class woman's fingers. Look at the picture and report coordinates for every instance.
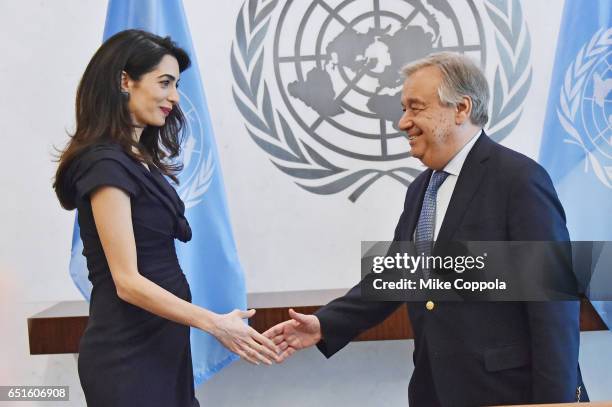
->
[239,338,273,365]
[248,335,280,362]
[236,340,265,365]
[217,310,296,365]
[234,345,260,365]
[251,329,280,354]
[234,333,283,365]
[218,333,261,365]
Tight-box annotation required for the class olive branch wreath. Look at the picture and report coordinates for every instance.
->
[556,27,612,189]
[232,0,532,202]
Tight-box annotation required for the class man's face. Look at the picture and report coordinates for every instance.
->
[398,66,460,170]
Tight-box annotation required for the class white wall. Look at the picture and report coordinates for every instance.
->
[1,0,610,405]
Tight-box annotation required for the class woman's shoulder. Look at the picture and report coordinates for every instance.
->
[69,142,140,177]
[67,142,143,202]
[67,141,142,184]
[77,141,131,164]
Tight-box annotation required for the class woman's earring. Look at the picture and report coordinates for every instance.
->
[121,90,130,100]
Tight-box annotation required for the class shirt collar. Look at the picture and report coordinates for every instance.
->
[441,129,482,177]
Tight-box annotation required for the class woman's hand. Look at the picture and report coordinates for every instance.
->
[209,309,281,365]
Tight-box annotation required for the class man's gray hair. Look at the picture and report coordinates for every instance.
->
[401,52,489,126]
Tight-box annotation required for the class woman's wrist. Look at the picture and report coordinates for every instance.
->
[194,308,220,334]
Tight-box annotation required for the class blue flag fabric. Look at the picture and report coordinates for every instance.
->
[69,0,246,384]
[539,0,611,328]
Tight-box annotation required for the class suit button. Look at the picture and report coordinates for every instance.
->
[426,301,435,311]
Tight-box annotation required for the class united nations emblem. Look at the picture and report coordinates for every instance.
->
[176,90,215,209]
[232,0,532,201]
[557,27,612,189]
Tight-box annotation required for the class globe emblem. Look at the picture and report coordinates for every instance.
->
[273,0,486,161]
[581,52,612,162]
[175,90,212,208]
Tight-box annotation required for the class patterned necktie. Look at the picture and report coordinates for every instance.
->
[415,171,449,264]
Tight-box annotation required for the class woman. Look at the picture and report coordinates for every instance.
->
[53,30,279,407]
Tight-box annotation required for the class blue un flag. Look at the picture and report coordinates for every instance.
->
[539,0,611,328]
[69,0,246,383]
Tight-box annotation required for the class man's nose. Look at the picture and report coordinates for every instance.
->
[398,112,414,131]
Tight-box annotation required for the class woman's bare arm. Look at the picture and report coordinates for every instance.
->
[90,186,280,364]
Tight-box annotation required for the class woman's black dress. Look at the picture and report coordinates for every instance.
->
[63,143,200,407]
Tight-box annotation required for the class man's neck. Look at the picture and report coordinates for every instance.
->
[452,124,481,153]
[429,125,481,170]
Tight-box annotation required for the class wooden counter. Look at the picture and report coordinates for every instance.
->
[28,291,607,355]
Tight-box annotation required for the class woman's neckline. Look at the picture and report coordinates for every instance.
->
[130,145,155,174]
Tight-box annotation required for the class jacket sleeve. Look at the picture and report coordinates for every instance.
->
[508,161,580,402]
[314,190,413,358]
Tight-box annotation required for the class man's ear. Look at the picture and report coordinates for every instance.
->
[455,96,472,125]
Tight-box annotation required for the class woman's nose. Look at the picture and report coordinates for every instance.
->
[168,87,179,104]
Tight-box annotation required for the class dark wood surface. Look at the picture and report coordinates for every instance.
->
[28,298,607,355]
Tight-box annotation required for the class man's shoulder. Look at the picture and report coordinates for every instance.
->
[487,138,548,178]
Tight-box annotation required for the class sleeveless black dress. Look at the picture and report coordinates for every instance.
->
[63,143,200,407]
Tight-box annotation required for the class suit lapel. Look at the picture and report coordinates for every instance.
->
[436,133,493,241]
[404,169,432,240]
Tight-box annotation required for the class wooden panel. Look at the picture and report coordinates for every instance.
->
[28,316,87,355]
[579,298,608,331]
[28,298,607,355]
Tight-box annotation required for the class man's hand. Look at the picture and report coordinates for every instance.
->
[263,308,322,362]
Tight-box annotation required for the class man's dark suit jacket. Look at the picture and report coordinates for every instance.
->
[315,134,586,406]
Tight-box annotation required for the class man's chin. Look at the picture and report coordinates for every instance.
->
[414,154,440,170]
[409,149,423,160]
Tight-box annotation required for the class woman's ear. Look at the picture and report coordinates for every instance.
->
[120,71,131,93]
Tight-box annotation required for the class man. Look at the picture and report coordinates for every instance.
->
[265,52,586,406]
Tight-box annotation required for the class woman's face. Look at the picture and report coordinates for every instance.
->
[122,54,180,128]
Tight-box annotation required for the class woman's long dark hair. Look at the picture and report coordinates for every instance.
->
[53,29,191,209]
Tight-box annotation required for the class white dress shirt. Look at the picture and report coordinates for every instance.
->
[431,130,482,240]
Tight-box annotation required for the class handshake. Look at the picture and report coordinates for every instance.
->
[210,308,322,365]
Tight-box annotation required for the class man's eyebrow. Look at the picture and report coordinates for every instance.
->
[157,74,177,81]
[405,97,425,104]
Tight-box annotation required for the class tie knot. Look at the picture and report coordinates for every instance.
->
[428,171,449,193]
